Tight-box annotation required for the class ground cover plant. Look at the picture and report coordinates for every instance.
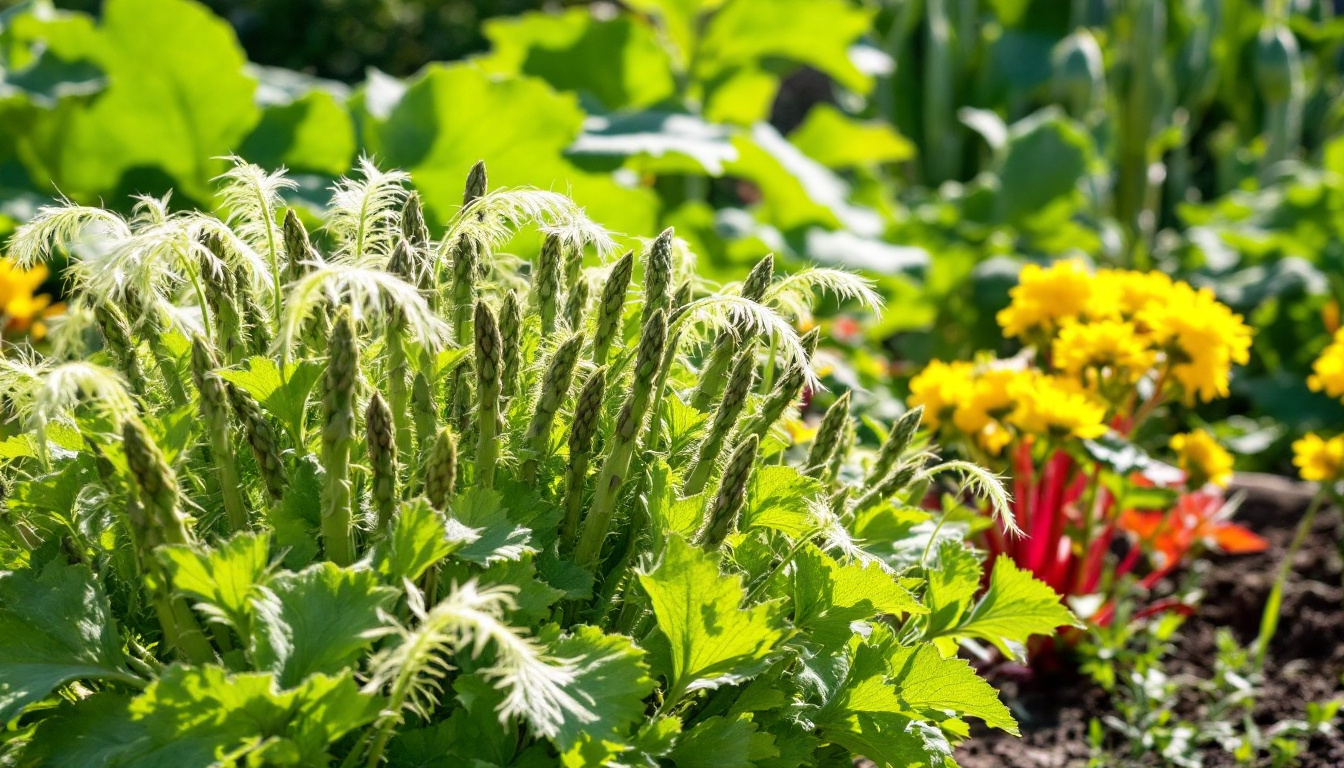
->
[0,160,1081,767]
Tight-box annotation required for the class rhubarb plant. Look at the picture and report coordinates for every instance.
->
[0,159,1076,767]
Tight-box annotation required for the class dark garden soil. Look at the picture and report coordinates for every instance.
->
[956,473,1344,768]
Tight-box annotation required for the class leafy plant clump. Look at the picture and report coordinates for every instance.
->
[0,159,1077,767]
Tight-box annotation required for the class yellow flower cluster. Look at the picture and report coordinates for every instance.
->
[0,258,56,340]
[997,260,1252,404]
[1170,430,1234,489]
[909,362,1108,454]
[1292,433,1344,483]
[1307,329,1344,400]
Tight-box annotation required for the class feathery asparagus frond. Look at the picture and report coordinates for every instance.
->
[327,156,411,263]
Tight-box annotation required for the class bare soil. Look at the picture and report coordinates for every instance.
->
[956,473,1344,768]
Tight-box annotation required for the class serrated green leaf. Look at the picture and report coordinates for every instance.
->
[0,559,136,723]
[448,487,534,565]
[886,643,1017,734]
[922,538,983,639]
[741,465,821,537]
[950,556,1081,661]
[250,562,397,687]
[669,714,779,768]
[219,357,322,446]
[546,625,654,751]
[791,544,925,652]
[638,535,785,701]
[159,531,270,636]
[269,454,323,569]
[372,498,462,583]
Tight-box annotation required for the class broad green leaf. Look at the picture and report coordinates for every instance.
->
[372,498,464,583]
[922,538,983,639]
[360,63,657,237]
[159,531,270,636]
[0,559,135,723]
[622,0,726,63]
[789,104,915,168]
[669,714,779,768]
[123,666,379,765]
[546,625,655,750]
[741,465,821,537]
[696,0,874,93]
[20,694,150,768]
[570,112,739,176]
[638,535,785,700]
[952,556,1081,661]
[448,487,534,565]
[791,545,925,652]
[250,562,397,687]
[269,454,322,569]
[991,108,1093,226]
[239,86,356,176]
[4,454,97,535]
[481,9,676,111]
[886,643,1017,734]
[15,0,259,202]
[815,641,951,768]
[219,357,322,446]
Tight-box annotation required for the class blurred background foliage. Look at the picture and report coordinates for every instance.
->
[1,0,1343,469]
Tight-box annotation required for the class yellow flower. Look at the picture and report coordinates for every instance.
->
[1139,282,1252,403]
[996,261,1119,339]
[1170,430,1234,489]
[1307,329,1344,401]
[909,360,976,430]
[1096,269,1176,321]
[1292,433,1344,483]
[1007,373,1109,440]
[0,258,57,338]
[1052,319,1157,386]
[952,367,1019,435]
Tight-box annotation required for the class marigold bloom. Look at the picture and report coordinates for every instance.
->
[1307,329,1344,401]
[1292,432,1344,483]
[996,260,1119,339]
[908,359,976,430]
[1096,268,1175,321]
[0,258,56,339]
[1007,373,1108,440]
[1052,319,1156,385]
[1170,430,1234,489]
[1139,283,1252,403]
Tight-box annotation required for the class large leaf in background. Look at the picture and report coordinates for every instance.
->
[990,108,1093,226]
[789,104,915,169]
[0,559,136,723]
[12,0,259,203]
[360,63,658,238]
[571,112,739,175]
[638,535,785,699]
[727,123,883,236]
[250,562,397,687]
[239,67,356,176]
[623,0,727,64]
[481,8,676,111]
[695,0,875,93]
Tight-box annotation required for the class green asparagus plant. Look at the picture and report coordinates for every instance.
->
[0,158,1076,768]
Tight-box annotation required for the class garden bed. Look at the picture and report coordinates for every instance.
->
[958,473,1344,768]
